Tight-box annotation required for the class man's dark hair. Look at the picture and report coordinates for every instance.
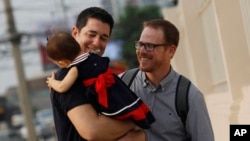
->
[76,7,114,35]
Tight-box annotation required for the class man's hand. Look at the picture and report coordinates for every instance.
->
[117,128,146,141]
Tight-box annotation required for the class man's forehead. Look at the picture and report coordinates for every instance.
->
[84,19,110,37]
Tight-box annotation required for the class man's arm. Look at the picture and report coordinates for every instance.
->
[117,128,147,141]
[187,90,214,141]
[68,103,136,141]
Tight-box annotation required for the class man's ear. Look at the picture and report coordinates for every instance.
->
[71,26,78,38]
[169,45,177,59]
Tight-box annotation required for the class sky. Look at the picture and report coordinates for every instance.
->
[0,0,102,95]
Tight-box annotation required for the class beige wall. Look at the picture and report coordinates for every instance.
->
[162,0,250,140]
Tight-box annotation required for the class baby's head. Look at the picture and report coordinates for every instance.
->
[46,31,81,68]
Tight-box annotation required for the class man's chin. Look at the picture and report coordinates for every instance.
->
[96,51,104,56]
[139,66,149,72]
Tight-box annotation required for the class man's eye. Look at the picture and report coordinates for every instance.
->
[139,43,144,46]
[147,44,153,48]
[88,34,96,37]
[101,37,108,41]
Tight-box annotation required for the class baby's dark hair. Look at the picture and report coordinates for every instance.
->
[46,31,81,61]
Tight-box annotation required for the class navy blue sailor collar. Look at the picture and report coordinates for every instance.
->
[68,52,90,67]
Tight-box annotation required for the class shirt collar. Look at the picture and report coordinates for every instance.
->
[142,66,176,91]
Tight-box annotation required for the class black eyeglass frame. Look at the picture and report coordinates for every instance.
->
[134,41,170,52]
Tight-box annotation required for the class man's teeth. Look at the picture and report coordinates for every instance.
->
[92,49,100,53]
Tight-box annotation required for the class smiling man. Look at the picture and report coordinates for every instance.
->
[120,19,215,141]
[49,7,138,141]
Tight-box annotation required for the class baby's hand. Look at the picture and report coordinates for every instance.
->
[46,71,56,88]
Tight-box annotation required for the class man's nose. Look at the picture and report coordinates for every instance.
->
[92,37,101,46]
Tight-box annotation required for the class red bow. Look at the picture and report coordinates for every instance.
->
[83,68,115,108]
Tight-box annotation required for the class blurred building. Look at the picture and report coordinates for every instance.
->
[161,0,250,140]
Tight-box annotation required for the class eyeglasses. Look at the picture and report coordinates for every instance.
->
[134,41,169,52]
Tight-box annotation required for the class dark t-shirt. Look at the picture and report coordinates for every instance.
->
[50,67,89,141]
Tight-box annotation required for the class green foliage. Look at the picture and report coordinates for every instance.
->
[112,5,163,68]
